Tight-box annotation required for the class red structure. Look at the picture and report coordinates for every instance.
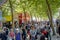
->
[18,12,30,24]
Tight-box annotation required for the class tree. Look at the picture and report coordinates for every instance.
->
[1,0,60,30]
[8,0,14,28]
[46,0,55,35]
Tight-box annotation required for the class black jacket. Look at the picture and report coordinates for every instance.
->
[1,32,7,40]
[0,33,2,38]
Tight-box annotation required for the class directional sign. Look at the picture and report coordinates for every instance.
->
[0,0,7,6]
[0,10,2,20]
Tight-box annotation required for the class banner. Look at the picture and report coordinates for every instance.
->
[5,16,12,21]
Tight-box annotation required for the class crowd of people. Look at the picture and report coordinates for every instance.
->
[0,21,60,40]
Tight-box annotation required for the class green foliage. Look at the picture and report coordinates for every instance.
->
[1,0,60,19]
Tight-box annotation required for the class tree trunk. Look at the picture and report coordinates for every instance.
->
[46,0,55,35]
[58,9,60,19]
[46,10,50,20]
[9,0,14,28]
[30,11,33,22]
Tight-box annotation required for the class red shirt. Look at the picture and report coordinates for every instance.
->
[42,30,48,35]
[9,32,15,38]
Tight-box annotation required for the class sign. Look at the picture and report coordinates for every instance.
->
[0,0,7,6]
[0,10,2,20]
[4,16,12,21]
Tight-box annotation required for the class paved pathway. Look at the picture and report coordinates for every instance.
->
[51,36,60,40]
[36,35,60,40]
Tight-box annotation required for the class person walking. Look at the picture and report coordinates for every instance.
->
[40,33,45,40]
[8,29,15,40]
[15,28,21,40]
[1,27,8,40]
[1,31,7,40]
[22,27,26,40]
[44,23,51,40]
[30,25,37,40]
[0,32,2,40]
[58,25,60,36]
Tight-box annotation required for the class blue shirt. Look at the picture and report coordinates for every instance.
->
[16,33,21,40]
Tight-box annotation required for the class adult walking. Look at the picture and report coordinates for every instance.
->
[8,29,15,40]
[30,25,37,40]
[15,28,21,40]
[58,25,60,35]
